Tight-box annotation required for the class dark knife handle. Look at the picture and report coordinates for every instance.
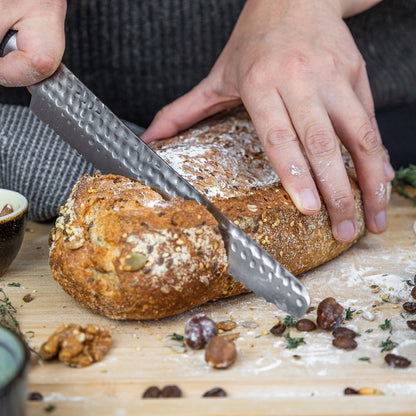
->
[0,29,18,57]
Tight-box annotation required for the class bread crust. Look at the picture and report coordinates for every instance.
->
[49,107,365,320]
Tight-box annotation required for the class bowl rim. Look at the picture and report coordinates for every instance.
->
[0,189,28,222]
[0,324,30,398]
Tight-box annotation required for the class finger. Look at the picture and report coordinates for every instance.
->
[280,82,359,242]
[141,77,240,143]
[0,16,65,87]
[326,80,389,234]
[240,84,321,215]
[352,66,395,182]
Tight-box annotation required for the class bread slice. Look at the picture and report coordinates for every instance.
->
[49,107,365,320]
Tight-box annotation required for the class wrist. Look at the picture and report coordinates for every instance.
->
[336,0,383,18]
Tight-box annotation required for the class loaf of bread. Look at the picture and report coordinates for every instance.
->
[49,107,365,320]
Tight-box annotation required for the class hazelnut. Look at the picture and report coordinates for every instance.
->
[205,336,237,369]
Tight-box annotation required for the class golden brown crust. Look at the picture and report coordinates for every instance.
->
[49,107,365,320]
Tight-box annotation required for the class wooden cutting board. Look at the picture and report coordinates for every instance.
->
[2,192,416,416]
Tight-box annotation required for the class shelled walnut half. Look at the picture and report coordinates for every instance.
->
[39,323,112,367]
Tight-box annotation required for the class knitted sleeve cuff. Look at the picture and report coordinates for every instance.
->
[0,104,95,221]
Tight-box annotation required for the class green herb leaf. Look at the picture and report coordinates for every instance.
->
[345,307,357,320]
[172,333,184,341]
[358,356,371,362]
[7,282,21,287]
[283,315,297,327]
[365,328,374,333]
[379,319,392,331]
[284,332,305,349]
[380,336,398,352]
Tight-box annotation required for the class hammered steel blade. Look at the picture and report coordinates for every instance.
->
[0,31,310,317]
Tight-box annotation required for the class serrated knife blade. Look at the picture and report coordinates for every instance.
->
[1,30,310,317]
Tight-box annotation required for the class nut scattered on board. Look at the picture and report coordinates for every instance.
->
[332,335,357,351]
[316,297,345,331]
[217,320,237,331]
[344,387,383,395]
[403,302,416,314]
[332,327,356,339]
[205,336,237,369]
[269,323,286,336]
[407,320,416,331]
[384,354,412,369]
[203,387,227,397]
[142,385,182,398]
[184,314,218,349]
[295,319,317,332]
[39,323,112,367]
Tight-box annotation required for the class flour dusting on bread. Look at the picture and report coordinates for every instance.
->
[49,107,365,320]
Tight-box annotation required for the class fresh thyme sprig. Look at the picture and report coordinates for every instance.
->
[283,315,297,327]
[284,332,305,349]
[0,287,22,334]
[380,336,398,352]
[0,287,39,356]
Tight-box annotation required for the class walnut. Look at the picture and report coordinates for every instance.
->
[39,324,112,367]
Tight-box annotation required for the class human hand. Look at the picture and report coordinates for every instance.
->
[142,0,395,243]
[0,0,66,86]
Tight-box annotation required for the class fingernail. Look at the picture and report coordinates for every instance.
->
[383,162,395,179]
[300,189,320,211]
[375,210,387,231]
[337,220,356,242]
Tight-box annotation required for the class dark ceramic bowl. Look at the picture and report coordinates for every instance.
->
[0,189,28,277]
[0,325,30,416]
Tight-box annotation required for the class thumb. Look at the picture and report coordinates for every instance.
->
[141,77,241,143]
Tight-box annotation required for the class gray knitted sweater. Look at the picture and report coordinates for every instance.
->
[1,0,415,220]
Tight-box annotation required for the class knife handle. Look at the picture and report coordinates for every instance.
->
[0,29,18,57]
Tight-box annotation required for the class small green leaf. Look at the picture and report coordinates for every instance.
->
[284,332,305,349]
[380,336,398,352]
[283,315,297,327]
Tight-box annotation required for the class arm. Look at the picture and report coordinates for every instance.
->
[0,0,66,87]
[142,0,394,243]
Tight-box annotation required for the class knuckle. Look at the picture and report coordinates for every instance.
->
[282,51,311,77]
[242,63,269,89]
[356,123,381,155]
[32,53,58,77]
[264,127,297,150]
[303,124,337,157]
[329,190,354,211]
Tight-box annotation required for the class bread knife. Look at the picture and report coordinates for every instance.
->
[1,30,310,317]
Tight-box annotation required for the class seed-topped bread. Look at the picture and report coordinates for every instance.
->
[49,107,365,320]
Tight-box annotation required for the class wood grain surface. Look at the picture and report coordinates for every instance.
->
[2,193,416,416]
